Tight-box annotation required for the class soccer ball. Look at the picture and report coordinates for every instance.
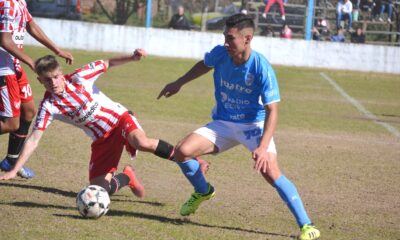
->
[76,185,110,219]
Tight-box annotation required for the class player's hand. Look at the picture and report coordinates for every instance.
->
[0,170,17,181]
[157,81,181,99]
[132,48,147,61]
[27,60,36,72]
[57,50,74,65]
[252,147,270,173]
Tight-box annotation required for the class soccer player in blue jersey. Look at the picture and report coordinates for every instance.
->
[157,13,320,240]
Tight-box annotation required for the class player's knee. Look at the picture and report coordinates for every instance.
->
[21,107,36,122]
[174,144,194,161]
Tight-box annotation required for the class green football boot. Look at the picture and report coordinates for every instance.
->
[300,224,320,240]
[180,184,215,216]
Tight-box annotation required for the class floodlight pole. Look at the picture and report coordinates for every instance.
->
[305,0,315,40]
[145,0,152,28]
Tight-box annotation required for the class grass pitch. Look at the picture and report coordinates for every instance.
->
[0,46,399,240]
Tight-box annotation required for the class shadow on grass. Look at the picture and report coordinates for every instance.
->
[0,182,76,198]
[1,201,297,239]
[0,182,165,206]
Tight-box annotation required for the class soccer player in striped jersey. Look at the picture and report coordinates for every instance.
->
[158,14,320,240]
[0,0,73,178]
[0,49,209,198]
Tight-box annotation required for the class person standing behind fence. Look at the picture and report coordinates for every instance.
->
[168,5,192,30]
[262,0,286,21]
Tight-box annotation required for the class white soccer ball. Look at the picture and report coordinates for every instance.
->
[76,185,110,219]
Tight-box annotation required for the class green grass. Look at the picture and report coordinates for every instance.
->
[0,46,399,240]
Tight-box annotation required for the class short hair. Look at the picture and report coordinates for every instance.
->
[34,55,60,76]
[225,13,255,31]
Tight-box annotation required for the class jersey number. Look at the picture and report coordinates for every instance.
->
[22,85,32,98]
[243,128,262,145]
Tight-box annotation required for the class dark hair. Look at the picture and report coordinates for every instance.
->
[34,55,60,76]
[225,13,255,31]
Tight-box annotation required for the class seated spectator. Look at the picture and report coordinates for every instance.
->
[351,0,361,11]
[313,19,331,40]
[312,27,322,40]
[351,0,360,21]
[351,27,366,43]
[359,0,377,20]
[262,0,286,21]
[331,27,346,42]
[168,6,192,30]
[378,0,393,23]
[371,0,382,20]
[337,0,353,31]
[261,25,276,37]
[280,23,292,38]
[360,0,375,12]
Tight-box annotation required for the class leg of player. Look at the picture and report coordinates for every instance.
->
[127,129,209,174]
[127,128,172,157]
[90,167,145,198]
[260,152,320,240]
[0,101,36,179]
[174,133,216,216]
[0,117,20,133]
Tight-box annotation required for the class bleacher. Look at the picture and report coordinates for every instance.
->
[244,0,400,45]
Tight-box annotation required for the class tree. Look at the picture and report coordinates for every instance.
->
[96,0,142,25]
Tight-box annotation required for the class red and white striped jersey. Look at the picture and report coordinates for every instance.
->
[0,0,32,75]
[34,60,129,141]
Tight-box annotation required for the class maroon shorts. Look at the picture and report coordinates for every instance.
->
[0,69,33,117]
[89,112,141,180]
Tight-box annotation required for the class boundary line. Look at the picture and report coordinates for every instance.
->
[319,72,400,139]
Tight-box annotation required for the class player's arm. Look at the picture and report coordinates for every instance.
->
[0,130,44,180]
[104,49,147,69]
[0,32,35,70]
[26,20,73,65]
[157,60,212,99]
[252,102,278,173]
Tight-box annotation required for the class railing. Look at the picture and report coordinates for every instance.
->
[243,0,400,45]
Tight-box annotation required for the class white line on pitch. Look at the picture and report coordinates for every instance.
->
[320,72,400,139]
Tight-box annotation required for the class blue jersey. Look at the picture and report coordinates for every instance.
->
[204,45,280,123]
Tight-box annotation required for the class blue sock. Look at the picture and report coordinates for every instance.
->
[177,159,209,194]
[273,175,312,227]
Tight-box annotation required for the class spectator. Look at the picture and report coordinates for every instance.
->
[337,0,353,31]
[312,27,322,40]
[331,27,346,42]
[351,0,361,21]
[261,25,276,37]
[378,0,393,23]
[360,0,377,20]
[280,23,292,38]
[313,19,331,41]
[351,27,366,43]
[168,6,192,30]
[262,0,286,21]
[371,0,382,20]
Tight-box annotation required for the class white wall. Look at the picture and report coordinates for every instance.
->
[25,18,400,74]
